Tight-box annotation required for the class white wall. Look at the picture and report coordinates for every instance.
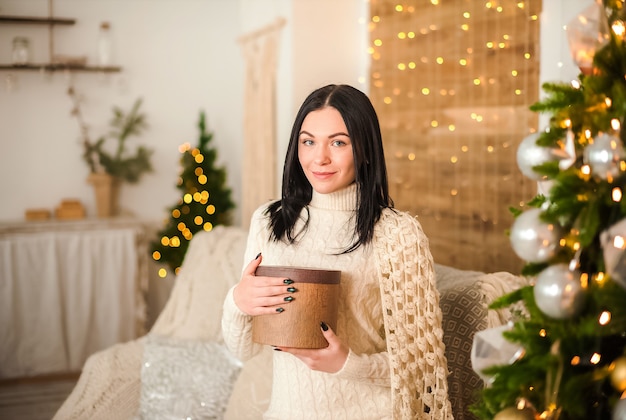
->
[0,0,370,227]
[291,0,370,109]
[0,0,244,225]
[539,0,593,128]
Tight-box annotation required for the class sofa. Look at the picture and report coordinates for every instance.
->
[53,225,525,420]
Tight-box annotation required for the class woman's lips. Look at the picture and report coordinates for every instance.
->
[312,171,335,179]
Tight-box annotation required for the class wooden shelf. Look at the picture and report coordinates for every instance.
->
[0,64,121,73]
[0,15,76,25]
[0,8,122,75]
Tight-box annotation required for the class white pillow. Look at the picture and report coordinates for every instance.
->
[135,334,242,420]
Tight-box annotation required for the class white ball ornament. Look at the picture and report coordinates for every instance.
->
[584,132,624,180]
[517,132,559,180]
[533,263,586,319]
[510,208,561,263]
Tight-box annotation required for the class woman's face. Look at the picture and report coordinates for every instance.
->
[298,107,356,194]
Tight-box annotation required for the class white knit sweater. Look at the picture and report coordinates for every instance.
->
[221,184,452,419]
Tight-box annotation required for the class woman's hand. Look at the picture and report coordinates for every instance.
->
[233,253,296,316]
[275,323,349,373]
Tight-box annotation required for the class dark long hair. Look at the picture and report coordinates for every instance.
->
[266,84,393,252]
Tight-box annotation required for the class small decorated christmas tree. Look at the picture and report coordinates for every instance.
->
[151,112,235,275]
[471,2,626,419]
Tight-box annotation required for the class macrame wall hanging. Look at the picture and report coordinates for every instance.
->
[238,17,286,228]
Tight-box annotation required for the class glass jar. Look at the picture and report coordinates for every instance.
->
[97,22,112,66]
[12,37,30,66]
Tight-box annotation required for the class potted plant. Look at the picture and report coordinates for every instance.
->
[68,87,153,217]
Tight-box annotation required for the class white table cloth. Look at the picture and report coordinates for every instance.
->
[0,218,147,378]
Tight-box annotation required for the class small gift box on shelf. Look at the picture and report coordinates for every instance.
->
[252,265,341,349]
[24,208,51,221]
[55,199,86,220]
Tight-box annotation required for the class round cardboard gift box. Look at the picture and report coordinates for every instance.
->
[252,265,341,349]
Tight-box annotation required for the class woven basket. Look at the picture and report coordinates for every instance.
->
[252,265,341,349]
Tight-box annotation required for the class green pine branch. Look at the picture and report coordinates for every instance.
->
[68,88,153,184]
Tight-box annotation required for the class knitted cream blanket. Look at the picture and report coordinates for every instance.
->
[373,209,453,419]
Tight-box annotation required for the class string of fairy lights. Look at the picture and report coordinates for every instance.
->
[368,0,538,168]
[367,0,541,271]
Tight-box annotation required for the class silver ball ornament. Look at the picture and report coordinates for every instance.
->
[601,218,626,291]
[517,132,558,180]
[534,263,586,319]
[613,397,626,420]
[584,132,624,180]
[510,208,560,263]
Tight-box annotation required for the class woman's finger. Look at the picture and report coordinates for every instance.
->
[276,322,348,373]
[242,252,263,276]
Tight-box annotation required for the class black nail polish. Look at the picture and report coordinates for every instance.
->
[283,279,294,284]
[320,321,328,331]
[286,287,297,293]
[273,347,282,351]
[284,296,294,302]
[276,307,284,313]
[255,252,261,260]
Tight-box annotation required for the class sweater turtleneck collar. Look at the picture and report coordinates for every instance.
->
[309,183,358,211]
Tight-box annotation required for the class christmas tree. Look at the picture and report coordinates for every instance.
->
[471,2,626,419]
[151,112,235,275]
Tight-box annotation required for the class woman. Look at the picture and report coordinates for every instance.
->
[222,84,452,419]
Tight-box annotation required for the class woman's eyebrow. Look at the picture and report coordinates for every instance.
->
[298,130,350,138]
